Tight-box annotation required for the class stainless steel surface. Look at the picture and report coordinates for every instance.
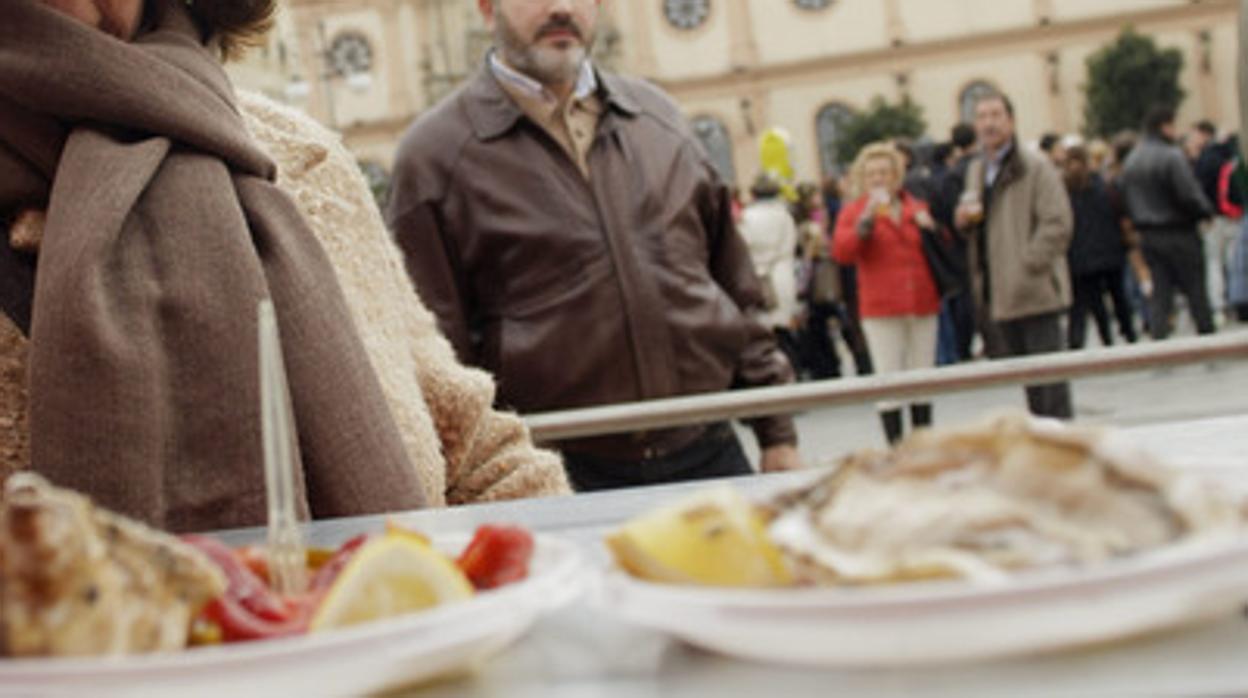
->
[524,334,1248,442]
[220,415,1248,697]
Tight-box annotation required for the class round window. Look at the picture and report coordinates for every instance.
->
[664,0,710,31]
[328,32,374,76]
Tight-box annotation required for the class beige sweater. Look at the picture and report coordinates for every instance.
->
[0,92,571,507]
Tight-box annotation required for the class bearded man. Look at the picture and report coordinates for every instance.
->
[386,0,802,492]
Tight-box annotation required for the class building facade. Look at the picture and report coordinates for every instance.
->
[227,0,624,176]
[229,0,1238,189]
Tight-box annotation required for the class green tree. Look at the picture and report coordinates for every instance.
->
[358,160,392,210]
[1083,28,1186,138]
[834,96,927,166]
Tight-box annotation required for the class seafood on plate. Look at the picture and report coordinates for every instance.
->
[607,413,1246,588]
[0,474,537,658]
[0,473,225,657]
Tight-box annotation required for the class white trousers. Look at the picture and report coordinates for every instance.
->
[1204,217,1240,316]
[862,314,939,411]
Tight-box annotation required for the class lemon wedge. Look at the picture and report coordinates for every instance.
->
[309,534,473,632]
[605,486,792,588]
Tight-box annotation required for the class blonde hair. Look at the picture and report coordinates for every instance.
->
[847,142,905,199]
[1086,139,1111,172]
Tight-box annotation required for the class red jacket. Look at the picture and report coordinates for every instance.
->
[833,193,941,318]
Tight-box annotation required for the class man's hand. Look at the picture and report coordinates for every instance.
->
[760,445,803,473]
[953,203,976,231]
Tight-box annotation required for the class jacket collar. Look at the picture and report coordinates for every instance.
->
[983,139,1026,192]
[488,51,598,104]
[462,59,641,142]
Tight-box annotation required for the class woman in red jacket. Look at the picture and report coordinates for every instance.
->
[833,142,942,444]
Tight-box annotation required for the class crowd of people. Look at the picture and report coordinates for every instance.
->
[736,96,1247,443]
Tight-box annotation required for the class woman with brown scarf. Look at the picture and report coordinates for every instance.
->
[0,0,569,532]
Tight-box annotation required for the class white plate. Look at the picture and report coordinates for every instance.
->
[598,534,1248,667]
[0,533,583,697]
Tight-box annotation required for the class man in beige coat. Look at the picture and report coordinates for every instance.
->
[956,91,1074,419]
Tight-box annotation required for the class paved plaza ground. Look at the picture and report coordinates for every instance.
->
[737,324,1248,466]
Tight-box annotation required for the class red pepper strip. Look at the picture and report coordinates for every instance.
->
[200,596,308,643]
[183,535,289,622]
[456,525,535,591]
[307,533,369,593]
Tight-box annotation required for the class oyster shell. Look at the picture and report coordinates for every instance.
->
[767,413,1245,585]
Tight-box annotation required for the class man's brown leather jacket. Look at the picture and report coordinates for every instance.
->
[386,66,796,459]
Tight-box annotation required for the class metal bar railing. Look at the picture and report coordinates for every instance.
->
[524,333,1248,442]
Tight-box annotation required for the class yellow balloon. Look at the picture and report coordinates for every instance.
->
[759,128,795,182]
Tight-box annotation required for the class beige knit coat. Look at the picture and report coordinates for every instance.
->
[0,91,571,508]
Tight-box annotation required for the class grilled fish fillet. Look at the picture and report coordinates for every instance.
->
[0,473,226,657]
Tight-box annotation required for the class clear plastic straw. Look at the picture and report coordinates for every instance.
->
[259,300,307,596]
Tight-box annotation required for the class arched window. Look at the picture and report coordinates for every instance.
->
[959,80,998,124]
[815,102,855,176]
[690,115,736,184]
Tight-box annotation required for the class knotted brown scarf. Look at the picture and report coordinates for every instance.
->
[0,1,427,531]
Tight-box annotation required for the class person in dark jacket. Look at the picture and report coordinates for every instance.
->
[1118,106,1217,339]
[1193,126,1239,323]
[1062,146,1137,348]
[824,175,875,376]
[795,181,845,381]
[1193,121,1230,207]
[932,123,978,364]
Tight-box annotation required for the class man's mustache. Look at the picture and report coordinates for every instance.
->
[536,17,583,41]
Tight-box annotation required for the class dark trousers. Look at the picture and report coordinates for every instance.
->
[1141,231,1216,339]
[840,266,875,375]
[561,423,753,492]
[1068,268,1137,348]
[774,327,803,381]
[983,311,1074,419]
[936,290,976,365]
[800,301,843,380]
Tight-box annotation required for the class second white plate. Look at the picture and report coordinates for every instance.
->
[598,533,1248,667]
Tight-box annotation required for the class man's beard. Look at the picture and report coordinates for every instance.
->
[495,11,595,87]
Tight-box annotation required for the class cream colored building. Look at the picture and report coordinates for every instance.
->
[229,0,1238,189]
[228,0,624,175]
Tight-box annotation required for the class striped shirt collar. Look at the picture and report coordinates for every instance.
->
[488,50,597,105]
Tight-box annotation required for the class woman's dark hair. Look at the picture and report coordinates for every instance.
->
[791,182,819,223]
[820,175,841,200]
[1063,145,1090,192]
[149,1,276,60]
[193,1,277,59]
